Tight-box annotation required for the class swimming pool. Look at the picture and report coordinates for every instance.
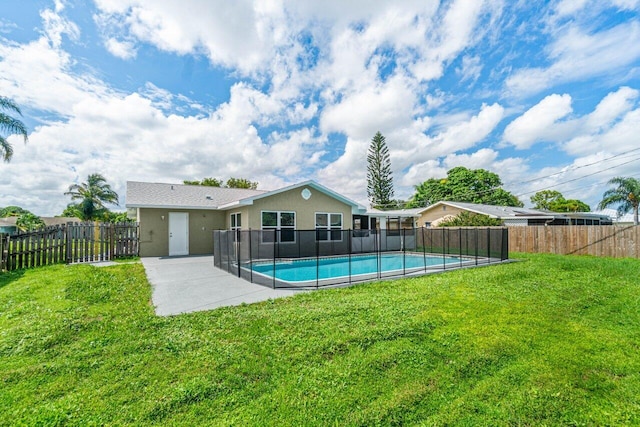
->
[250,252,463,284]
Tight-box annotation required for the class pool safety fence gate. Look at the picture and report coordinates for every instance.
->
[213,227,509,289]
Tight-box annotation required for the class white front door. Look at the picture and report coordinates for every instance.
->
[169,212,189,256]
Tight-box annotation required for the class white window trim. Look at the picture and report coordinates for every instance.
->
[315,212,343,242]
[230,212,242,231]
[261,210,296,243]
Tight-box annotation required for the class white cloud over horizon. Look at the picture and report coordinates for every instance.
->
[1,0,639,215]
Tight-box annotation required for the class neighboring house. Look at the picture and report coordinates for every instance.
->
[417,201,612,227]
[591,209,635,226]
[126,180,423,257]
[360,208,424,232]
[0,217,17,234]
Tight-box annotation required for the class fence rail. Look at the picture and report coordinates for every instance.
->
[214,227,509,289]
[509,225,640,258]
[0,222,139,272]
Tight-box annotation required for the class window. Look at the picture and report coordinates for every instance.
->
[261,211,296,243]
[387,218,400,236]
[316,212,343,241]
[230,212,241,230]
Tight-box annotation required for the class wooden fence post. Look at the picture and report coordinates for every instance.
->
[110,223,116,260]
[66,222,73,264]
[0,233,7,271]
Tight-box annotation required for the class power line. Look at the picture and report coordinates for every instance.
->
[514,156,640,198]
[506,147,640,188]
[374,148,640,209]
[550,171,640,199]
[396,152,640,206]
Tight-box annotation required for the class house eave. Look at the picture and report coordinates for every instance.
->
[126,204,220,211]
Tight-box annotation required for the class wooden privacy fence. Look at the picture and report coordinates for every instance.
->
[509,225,640,258]
[0,222,139,271]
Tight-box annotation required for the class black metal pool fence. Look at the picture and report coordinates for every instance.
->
[213,227,509,289]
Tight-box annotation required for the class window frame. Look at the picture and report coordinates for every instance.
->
[315,212,343,242]
[230,212,242,231]
[261,210,296,243]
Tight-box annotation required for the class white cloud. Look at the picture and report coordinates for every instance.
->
[411,0,489,81]
[0,19,18,34]
[506,21,640,97]
[553,0,590,17]
[392,102,505,169]
[554,0,640,16]
[584,86,638,132]
[40,2,80,48]
[104,37,137,59]
[93,0,279,74]
[320,74,417,140]
[427,103,505,156]
[564,108,640,156]
[503,94,573,149]
[457,55,483,83]
[2,0,636,215]
[502,87,640,157]
[319,102,505,203]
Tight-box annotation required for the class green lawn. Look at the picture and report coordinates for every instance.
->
[1,253,639,425]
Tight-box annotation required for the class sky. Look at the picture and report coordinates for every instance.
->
[1,0,639,216]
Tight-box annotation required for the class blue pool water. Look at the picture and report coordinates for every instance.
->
[251,253,461,283]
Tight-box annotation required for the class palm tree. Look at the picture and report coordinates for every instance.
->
[0,96,29,162]
[65,173,119,221]
[598,176,640,225]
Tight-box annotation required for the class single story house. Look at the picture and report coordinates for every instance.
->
[126,180,420,257]
[416,201,613,227]
[591,209,636,226]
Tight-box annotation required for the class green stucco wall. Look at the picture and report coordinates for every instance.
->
[138,208,225,257]
[224,186,353,231]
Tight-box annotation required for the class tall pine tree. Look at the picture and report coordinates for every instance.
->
[366,131,394,209]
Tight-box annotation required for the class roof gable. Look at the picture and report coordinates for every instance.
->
[218,180,367,213]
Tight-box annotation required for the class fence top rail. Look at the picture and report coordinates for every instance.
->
[214,227,507,233]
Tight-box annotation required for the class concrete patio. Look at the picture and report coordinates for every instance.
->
[141,255,306,316]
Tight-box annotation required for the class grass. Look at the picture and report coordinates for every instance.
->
[1,253,639,425]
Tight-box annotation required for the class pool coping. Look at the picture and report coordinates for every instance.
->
[232,251,505,289]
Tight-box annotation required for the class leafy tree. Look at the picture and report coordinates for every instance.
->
[530,190,564,210]
[226,177,258,190]
[437,211,503,227]
[183,179,201,185]
[550,198,590,213]
[101,211,135,223]
[407,167,523,208]
[598,176,640,225]
[61,205,82,218]
[531,190,590,212]
[183,177,258,189]
[15,212,45,231]
[0,205,30,217]
[367,131,394,209]
[0,96,29,162]
[64,173,119,221]
[183,177,223,187]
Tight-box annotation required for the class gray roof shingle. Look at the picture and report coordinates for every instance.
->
[125,181,266,209]
[441,201,554,218]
